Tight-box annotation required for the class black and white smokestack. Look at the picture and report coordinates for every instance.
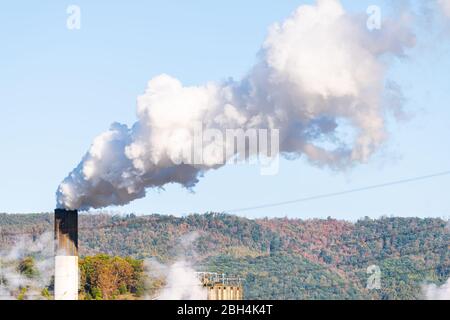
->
[54,209,78,256]
[54,209,79,300]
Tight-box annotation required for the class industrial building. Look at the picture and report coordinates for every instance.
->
[197,272,244,300]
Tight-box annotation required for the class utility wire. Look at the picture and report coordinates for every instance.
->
[1,170,449,237]
[225,170,450,213]
[1,170,449,236]
[1,170,449,298]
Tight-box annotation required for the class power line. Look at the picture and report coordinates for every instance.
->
[225,170,450,213]
[1,170,449,298]
[2,170,449,237]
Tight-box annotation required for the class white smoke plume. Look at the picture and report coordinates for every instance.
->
[0,233,54,300]
[438,0,450,18]
[422,278,450,300]
[56,0,415,211]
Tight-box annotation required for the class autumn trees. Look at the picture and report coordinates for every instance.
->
[79,255,144,300]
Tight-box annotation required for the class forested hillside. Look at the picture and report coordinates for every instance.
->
[1,213,449,300]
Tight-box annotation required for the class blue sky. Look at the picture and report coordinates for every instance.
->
[1,0,449,219]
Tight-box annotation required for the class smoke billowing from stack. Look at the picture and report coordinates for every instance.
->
[54,209,79,300]
[56,0,416,211]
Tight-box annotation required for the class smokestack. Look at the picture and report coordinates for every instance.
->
[54,209,78,300]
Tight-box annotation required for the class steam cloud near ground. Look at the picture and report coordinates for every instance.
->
[422,221,450,300]
[145,232,207,300]
[422,279,450,300]
[56,0,416,211]
[145,260,207,300]
[0,233,53,300]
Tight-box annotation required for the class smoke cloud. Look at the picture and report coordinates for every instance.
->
[57,0,415,210]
